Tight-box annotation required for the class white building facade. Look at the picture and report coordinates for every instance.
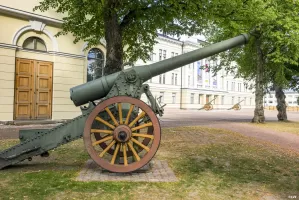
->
[135,34,256,110]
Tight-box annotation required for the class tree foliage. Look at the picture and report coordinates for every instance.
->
[34,0,209,75]
[204,0,299,122]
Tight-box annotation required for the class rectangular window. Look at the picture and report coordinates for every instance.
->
[159,92,164,103]
[231,82,235,91]
[159,75,162,83]
[171,73,174,85]
[163,74,166,84]
[172,93,176,104]
[221,96,224,105]
[159,49,162,61]
[175,74,178,85]
[188,75,191,86]
[232,97,234,104]
[171,52,174,57]
[175,53,178,56]
[198,94,201,104]
[227,81,229,91]
[163,50,166,59]
[191,93,194,104]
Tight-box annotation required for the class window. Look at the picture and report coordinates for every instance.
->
[171,73,174,85]
[191,93,194,104]
[175,74,178,85]
[159,49,162,61]
[163,50,166,59]
[175,53,178,56]
[149,52,156,61]
[159,75,162,83]
[232,97,234,104]
[221,96,225,105]
[244,97,246,105]
[227,81,229,91]
[172,93,176,104]
[188,75,191,86]
[171,52,174,57]
[163,74,166,84]
[231,82,235,91]
[198,94,201,104]
[250,98,252,105]
[159,92,164,103]
[87,48,104,82]
[23,37,47,51]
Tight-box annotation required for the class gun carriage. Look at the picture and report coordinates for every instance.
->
[228,99,245,110]
[0,34,249,172]
[199,97,217,111]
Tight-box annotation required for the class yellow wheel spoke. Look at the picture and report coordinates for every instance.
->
[91,129,113,134]
[111,143,120,164]
[127,142,140,161]
[99,140,116,157]
[123,144,128,166]
[118,103,123,124]
[125,104,134,125]
[131,138,150,152]
[132,133,154,139]
[105,107,119,126]
[128,111,146,128]
[95,117,115,130]
[92,136,113,146]
[131,122,153,131]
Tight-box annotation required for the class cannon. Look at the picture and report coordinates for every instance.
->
[228,99,245,110]
[0,34,249,173]
[199,97,217,111]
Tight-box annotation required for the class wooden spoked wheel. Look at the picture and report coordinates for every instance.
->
[204,104,213,111]
[233,104,241,110]
[83,96,161,173]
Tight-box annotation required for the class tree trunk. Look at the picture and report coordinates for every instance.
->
[275,86,287,121]
[252,38,265,123]
[99,0,123,78]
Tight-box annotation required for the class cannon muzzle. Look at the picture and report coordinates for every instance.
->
[70,34,249,106]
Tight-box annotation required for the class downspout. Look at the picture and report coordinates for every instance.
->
[180,42,185,109]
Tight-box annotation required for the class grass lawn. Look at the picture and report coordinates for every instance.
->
[0,126,299,200]
[250,121,299,135]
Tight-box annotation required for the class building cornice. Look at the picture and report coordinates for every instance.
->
[157,36,183,46]
[0,43,85,59]
[0,5,63,27]
[0,43,18,49]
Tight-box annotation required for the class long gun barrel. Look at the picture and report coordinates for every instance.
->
[70,34,249,106]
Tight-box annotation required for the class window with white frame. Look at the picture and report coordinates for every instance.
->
[171,73,174,85]
[171,52,174,57]
[159,49,162,61]
[163,74,166,84]
[175,74,178,85]
[159,75,162,83]
[163,50,166,59]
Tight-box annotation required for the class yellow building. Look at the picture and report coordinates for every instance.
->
[0,1,106,121]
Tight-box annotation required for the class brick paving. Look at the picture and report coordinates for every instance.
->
[76,159,178,182]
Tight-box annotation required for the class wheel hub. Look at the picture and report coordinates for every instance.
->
[113,125,132,143]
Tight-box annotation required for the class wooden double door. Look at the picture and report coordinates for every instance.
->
[14,58,53,120]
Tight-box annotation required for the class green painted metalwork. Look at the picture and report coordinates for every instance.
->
[0,34,249,169]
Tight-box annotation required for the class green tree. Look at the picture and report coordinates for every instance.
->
[34,0,209,79]
[205,0,299,123]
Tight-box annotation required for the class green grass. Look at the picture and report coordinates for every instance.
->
[250,121,299,135]
[0,126,299,200]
